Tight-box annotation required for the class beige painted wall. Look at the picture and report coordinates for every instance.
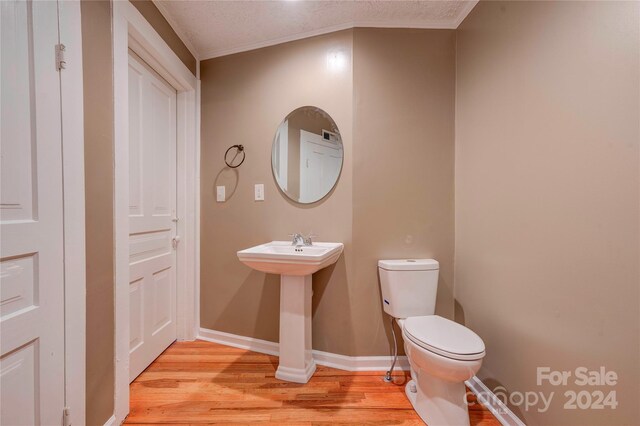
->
[200,28,456,356]
[81,1,115,424]
[80,1,198,422]
[353,28,456,353]
[200,30,355,352]
[455,1,639,424]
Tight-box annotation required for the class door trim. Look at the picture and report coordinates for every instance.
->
[113,2,200,423]
[59,1,87,423]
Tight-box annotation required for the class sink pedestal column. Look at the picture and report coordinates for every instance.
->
[275,274,316,383]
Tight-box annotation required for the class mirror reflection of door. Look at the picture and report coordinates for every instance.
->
[299,130,343,203]
[271,106,343,204]
[273,119,288,192]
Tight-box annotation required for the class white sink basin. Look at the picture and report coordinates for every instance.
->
[237,241,343,276]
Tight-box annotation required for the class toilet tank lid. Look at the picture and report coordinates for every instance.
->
[378,259,439,271]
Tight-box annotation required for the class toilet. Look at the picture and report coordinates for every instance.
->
[378,259,485,426]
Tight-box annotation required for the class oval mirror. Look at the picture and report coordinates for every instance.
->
[271,106,344,204]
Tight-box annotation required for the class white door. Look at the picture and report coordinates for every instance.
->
[128,52,178,381]
[299,130,343,203]
[273,119,288,191]
[0,0,66,424]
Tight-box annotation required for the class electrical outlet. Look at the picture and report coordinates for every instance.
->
[216,186,225,202]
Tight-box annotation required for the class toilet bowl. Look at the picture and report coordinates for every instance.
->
[398,316,485,426]
[378,259,486,426]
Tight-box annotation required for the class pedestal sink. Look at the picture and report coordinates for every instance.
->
[237,241,343,383]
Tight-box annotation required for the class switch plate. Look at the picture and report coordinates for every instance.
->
[254,184,264,201]
[216,186,225,202]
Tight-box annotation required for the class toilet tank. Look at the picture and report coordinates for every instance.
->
[378,259,439,319]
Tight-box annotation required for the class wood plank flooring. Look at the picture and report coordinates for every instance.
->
[126,340,500,425]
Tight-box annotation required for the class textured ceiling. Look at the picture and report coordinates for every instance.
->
[153,0,478,60]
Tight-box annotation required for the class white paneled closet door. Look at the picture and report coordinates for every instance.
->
[128,51,178,382]
[0,0,66,424]
[299,130,343,203]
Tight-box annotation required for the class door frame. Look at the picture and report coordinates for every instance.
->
[113,2,200,422]
[59,1,87,423]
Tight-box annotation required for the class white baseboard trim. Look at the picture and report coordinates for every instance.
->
[198,327,410,372]
[465,376,526,426]
[198,327,280,356]
[103,414,117,426]
[312,348,410,371]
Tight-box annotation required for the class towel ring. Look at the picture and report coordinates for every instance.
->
[224,144,245,168]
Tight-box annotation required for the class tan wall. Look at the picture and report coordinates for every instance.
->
[130,0,197,75]
[200,30,355,352]
[455,1,640,424]
[81,1,115,424]
[81,1,198,422]
[200,28,456,356]
[352,28,456,353]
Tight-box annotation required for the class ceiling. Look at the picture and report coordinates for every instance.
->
[153,1,478,60]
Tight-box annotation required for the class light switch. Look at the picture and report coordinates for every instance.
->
[254,184,264,201]
[216,186,225,202]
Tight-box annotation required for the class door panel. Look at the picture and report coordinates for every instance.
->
[129,278,144,353]
[128,52,177,382]
[0,0,65,423]
[299,130,343,203]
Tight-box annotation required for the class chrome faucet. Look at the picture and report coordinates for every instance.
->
[290,233,305,247]
[289,233,316,247]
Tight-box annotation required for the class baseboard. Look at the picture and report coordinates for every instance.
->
[465,376,526,426]
[198,327,410,372]
[198,327,280,356]
[312,348,410,371]
[103,414,117,426]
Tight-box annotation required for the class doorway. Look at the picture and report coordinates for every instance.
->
[113,3,199,422]
[127,51,178,381]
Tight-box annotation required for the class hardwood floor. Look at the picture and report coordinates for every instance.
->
[126,340,500,425]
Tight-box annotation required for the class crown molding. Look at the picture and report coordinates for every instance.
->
[152,0,200,60]
[201,20,461,60]
[154,1,478,61]
[453,0,480,27]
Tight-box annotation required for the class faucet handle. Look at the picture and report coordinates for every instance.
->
[303,233,317,246]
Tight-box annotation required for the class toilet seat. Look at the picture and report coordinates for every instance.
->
[403,315,485,361]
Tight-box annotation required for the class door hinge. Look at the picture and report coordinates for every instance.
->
[63,407,71,426]
[55,44,67,71]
